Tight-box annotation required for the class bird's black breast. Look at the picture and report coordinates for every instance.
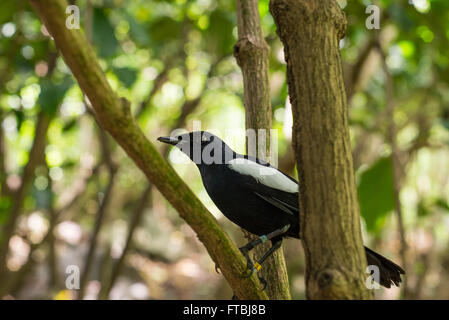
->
[198,164,299,238]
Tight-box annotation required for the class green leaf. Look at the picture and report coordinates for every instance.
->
[0,0,16,25]
[388,3,414,32]
[435,198,449,213]
[112,67,138,88]
[0,196,12,226]
[92,8,120,58]
[203,10,235,56]
[62,118,77,132]
[13,109,24,131]
[60,160,77,169]
[127,15,150,46]
[358,156,395,233]
[38,78,72,117]
[149,17,182,43]
[417,199,430,217]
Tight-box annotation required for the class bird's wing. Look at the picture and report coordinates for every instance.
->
[227,157,299,215]
[253,190,299,215]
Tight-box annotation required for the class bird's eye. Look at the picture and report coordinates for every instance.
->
[201,135,210,143]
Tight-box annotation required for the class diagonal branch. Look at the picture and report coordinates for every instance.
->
[30,0,267,299]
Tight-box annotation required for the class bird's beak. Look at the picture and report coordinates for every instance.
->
[157,136,179,146]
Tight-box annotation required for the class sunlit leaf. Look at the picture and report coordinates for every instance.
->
[357,156,395,233]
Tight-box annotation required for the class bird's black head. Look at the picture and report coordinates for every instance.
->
[157,131,235,165]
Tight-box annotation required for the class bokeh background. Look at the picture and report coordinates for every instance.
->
[0,0,449,299]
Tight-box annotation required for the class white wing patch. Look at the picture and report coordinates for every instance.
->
[228,158,298,193]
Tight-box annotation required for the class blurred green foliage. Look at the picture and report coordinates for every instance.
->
[358,156,395,233]
[0,0,448,299]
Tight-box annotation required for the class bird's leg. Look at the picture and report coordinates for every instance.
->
[239,243,258,276]
[239,224,290,279]
[253,240,283,290]
[254,240,282,271]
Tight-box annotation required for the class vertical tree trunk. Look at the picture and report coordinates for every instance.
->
[270,0,372,299]
[235,0,290,299]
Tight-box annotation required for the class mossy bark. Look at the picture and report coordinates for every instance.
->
[270,0,373,299]
[30,0,267,300]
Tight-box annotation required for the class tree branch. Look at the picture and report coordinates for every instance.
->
[30,0,267,299]
[376,40,408,297]
[235,0,290,299]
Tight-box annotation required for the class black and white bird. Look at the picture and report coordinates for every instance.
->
[158,131,405,289]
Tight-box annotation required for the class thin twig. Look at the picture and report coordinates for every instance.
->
[135,67,170,120]
[99,184,152,299]
[0,113,51,280]
[77,130,117,300]
[376,40,408,297]
[0,46,58,281]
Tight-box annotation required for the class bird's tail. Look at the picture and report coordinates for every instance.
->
[364,246,405,288]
